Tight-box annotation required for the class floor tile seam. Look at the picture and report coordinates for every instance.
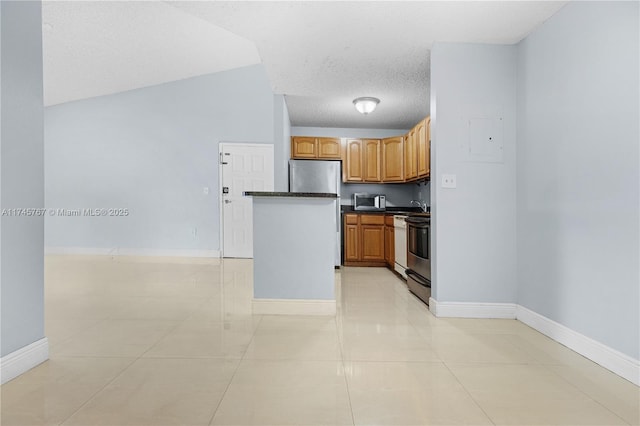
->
[440,360,497,426]
[208,316,264,426]
[54,355,140,426]
[537,363,633,424]
[46,317,111,351]
[491,331,548,364]
[240,356,344,362]
[135,315,192,359]
[335,313,357,426]
[342,359,446,365]
[47,354,141,360]
[139,354,245,360]
[238,315,264,361]
[206,359,244,426]
[386,288,433,339]
[434,360,546,366]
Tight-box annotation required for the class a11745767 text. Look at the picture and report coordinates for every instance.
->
[1,208,130,217]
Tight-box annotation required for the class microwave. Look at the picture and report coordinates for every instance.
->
[353,193,386,211]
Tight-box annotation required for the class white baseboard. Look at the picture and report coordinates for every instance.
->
[428,297,639,386]
[45,247,221,258]
[252,298,336,316]
[516,305,640,386]
[0,338,49,385]
[428,298,517,319]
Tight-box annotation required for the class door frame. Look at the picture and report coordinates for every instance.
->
[218,142,275,258]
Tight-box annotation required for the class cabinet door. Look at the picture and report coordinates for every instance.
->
[317,137,341,159]
[344,223,360,262]
[425,117,431,178]
[382,136,404,182]
[384,225,395,267]
[404,130,417,180]
[361,224,385,261]
[344,139,363,182]
[417,118,430,177]
[363,139,381,182]
[291,137,317,158]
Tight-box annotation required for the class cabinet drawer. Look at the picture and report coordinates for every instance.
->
[384,215,395,226]
[344,214,359,225]
[360,215,385,225]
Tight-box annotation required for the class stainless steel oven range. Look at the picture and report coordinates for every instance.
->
[405,216,431,306]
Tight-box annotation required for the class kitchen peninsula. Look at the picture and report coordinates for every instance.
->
[243,191,338,315]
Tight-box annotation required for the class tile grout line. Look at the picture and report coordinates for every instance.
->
[56,286,198,424]
[538,362,632,425]
[207,314,264,426]
[46,317,110,356]
[336,302,357,426]
[441,360,497,426]
[55,355,139,425]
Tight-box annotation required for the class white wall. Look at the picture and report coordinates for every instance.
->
[45,65,277,254]
[0,1,45,357]
[291,126,421,207]
[430,43,518,303]
[516,1,639,359]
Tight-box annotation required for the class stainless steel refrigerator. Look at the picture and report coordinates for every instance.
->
[289,159,341,266]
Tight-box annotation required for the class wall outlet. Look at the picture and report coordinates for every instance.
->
[203,187,210,195]
[442,174,457,189]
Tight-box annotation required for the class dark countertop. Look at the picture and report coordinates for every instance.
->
[244,191,338,198]
[341,206,427,215]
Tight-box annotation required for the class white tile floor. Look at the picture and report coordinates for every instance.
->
[1,255,638,425]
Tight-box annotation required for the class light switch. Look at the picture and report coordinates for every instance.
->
[203,187,210,195]
[442,174,457,189]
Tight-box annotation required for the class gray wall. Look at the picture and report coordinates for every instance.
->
[430,43,517,303]
[0,1,45,357]
[253,198,335,300]
[45,65,276,253]
[516,1,639,359]
[291,126,421,207]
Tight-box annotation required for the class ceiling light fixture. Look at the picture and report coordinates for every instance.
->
[353,97,380,115]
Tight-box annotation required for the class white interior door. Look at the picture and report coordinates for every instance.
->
[220,143,274,258]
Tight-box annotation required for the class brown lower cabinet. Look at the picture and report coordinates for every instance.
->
[384,215,395,267]
[343,213,385,266]
[344,213,397,267]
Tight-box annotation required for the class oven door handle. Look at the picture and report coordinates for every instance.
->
[405,269,431,288]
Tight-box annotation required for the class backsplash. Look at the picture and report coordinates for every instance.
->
[340,182,422,207]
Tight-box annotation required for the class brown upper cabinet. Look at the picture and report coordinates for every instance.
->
[381,136,404,182]
[291,137,341,159]
[404,116,431,181]
[404,129,417,180]
[416,117,430,178]
[344,139,364,182]
[292,115,430,182]
[363,139,381,182]
[343,139,381,182]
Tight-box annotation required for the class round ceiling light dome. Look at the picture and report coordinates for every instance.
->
[353,97,380,115]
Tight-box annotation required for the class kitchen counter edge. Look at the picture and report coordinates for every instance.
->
[244,191,338,198]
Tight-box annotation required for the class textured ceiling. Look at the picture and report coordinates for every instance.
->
[42,1,568,129]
